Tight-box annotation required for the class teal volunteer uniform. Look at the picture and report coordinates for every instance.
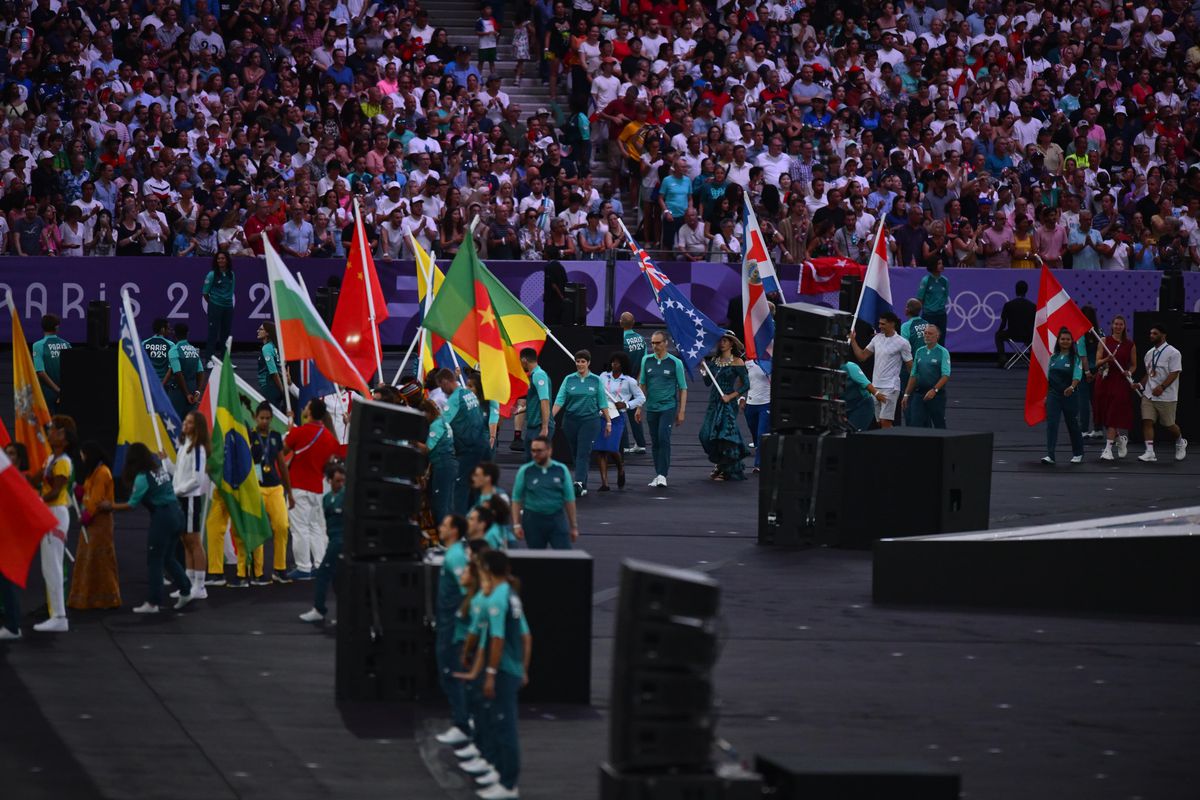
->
[258,340,284,409]
[484,580,530,794]
[621,329,648,450]
[427,413,459,523]
[130,460,191,608]
[143,332,173,381]
[554,371,609,491]
[639,352,688,479]
[907,342,951,428]
[445,386,489,513]
[435,540,471,738]
[1045,347,1084,462]
[202,267,235,361]
[312,484,345,616]
[841,362,876,431]
[523,365,554,460]
[167,337,204,419]
[32,332,71,411]
[917,271,949,344]
[466,589,497,769]
[512,458,575,549]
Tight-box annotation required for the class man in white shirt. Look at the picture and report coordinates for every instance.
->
[408,154,440,191]
[725,146,752,190]
[138,196,170,254]
[591,58,621,114]
[188,15,225,57]
[518,178,555,231]
[377,182,406,218]
[72,181,104,240]
[1136,324,1186,462]
[405,120,442,157]
[400,198,438,256]
[480,76,510,123]
[848,311,913,427]
[755,136,791,187]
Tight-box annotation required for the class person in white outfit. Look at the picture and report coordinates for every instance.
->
[171,411,211,600]
[848,311,913,428]
[32,421,75,633]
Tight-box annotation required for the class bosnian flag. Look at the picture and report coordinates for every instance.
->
[1025,266,1093,426]
[742,258,774,373]
[853,220,893,328]
[743,197,784,298]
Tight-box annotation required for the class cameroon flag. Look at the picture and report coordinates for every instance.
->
[423,234,546,407]
[208,350,272,556]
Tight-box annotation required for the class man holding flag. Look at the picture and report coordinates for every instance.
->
[847,220,909,427]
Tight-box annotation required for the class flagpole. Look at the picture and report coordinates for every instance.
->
[121,290,166,454]
[263,238,294,419]
[411,231,469,375]
[743,195,787,303]
[355,199,384,385]
[848,217,883,335]
[393,324,424,385]
[1091,327,1137,387]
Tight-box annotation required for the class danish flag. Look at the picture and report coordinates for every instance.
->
[1025,267,1094,426]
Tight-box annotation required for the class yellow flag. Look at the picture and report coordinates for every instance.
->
[413,235,476,374]
[10,304,51,477]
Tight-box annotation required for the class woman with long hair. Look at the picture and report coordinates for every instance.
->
[1042,327,1085,465]
[1093,315,1137,461]
[465,371,501,458]
[173,412,211,600]
[917,253,950,345]
[67,441,121,610]
[424,397,460,526]
[1077,306,1101,439]
[257,320,285,411]
[698,332,750,481]
[552,350,612,497]
[596,352,643,491]
[101,443,194,613]
[203,251,235,361]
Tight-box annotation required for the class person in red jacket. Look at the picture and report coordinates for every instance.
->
[283,398,347,580]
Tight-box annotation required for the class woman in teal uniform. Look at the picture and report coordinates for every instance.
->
[202,251,235,361]
[902,324,952,428]
[433,514,472,748]
[467,372,502,458]
[1042,327,1085,465]
[842,361,886,431]
[917,260,950,345]
[423,398,459,524]
[552,350,611,496]
[457,540,499,782]
[698,333,750,481]
[101,443,193,614]
[256,321,285,411]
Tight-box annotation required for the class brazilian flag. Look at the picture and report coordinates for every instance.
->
[208,350,273,556]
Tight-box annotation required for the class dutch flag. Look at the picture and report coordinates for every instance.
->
[853,220,893,329]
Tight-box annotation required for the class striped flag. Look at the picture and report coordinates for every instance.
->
[1025,267,1093,426]
[743,197,784,298]
[852,220,894,329]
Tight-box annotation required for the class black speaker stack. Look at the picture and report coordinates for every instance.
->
[600,560,763,799]
[335,397,432,702]
[759,303,852,548]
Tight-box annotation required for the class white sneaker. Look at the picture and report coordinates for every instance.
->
[475,769,500,786]
[174,593,194,611]
[623,447,638,454]
[1041,456,1055,465]
[1138,449,1157,463]
[455,744,481,760]
[0,627,20,641]
[658,475,668,487]
[1069,455,1083,464]
[648,475,661,487]
[460,758,491,775]
[1100,444,1114,461]
[299,608,325,623]
[436,726,470,746]
[1116,435,1128,458]
[635,446,646,454]
[170,590,181,599]
[33,617,69,632]
[477,784,519,799]
[190,586,208,600]
[132,603,160,615]
[1176,438,1188,461]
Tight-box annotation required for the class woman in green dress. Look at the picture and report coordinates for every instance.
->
[698,333,751,481]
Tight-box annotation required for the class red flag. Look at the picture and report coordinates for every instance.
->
[1025,267,1094,426]
[330,203,390,385]
[952,69,968,102]
[0,447,58,587]
[799,257,866,294]
[0,415,10,448]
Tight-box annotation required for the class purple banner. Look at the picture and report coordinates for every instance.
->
[1184,271,1200,314]
[0,257,606,345]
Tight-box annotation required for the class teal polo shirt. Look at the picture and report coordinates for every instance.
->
[202,269,235,307]
[524,366,553,429]
[323,486,345,539]
[918,273,949,314]
[911,343,951,390]
[486,582,531,679]
[554,372,606,419]
[900,317,929,357]
[446,386,487,452]
[128,464,177,508]
[168,339,203,389]
[513,459,575,514]
[639,353,687,412]
[32,334,71,384]
[143,335,173,380]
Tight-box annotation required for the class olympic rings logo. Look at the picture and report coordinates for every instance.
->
[947,290,1009,333]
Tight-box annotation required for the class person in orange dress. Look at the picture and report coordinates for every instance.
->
[68,441,121,610]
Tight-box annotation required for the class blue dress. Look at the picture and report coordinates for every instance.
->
[698,361,750,480]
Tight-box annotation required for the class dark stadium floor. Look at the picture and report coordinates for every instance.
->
[2,358,1199,800]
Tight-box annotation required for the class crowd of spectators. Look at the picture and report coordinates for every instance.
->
[0,0,1198,270]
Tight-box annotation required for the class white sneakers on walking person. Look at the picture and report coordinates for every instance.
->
[0,627,22,641]
[436,726,470,746]
[475,769,500,785]
[1100,442,1114,461]
[1177,438,1188,461]
[477,784,519,799]
[132,603,160,614]
[648,475,667,487]
[1116,434,1128,458]
[299,608,325,623]
[460,757,492,775]
[454,743,481,759]
[32,617,69,632]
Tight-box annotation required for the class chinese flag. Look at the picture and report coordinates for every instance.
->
[331,202,390,385]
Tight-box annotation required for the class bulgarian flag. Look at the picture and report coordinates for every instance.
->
[208,349,273,557]
[423,233,545,408]
[0,445,58,587]
[198,355,289,437]
[263,238,372,398]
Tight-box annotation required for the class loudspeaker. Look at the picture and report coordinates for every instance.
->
[773,337,850,371]
[562,282,588,325]
[58,348,118,456]
[771,365,846,401]
[771,397,844,432]
[1132,311,1199,444]
[86,301,111,348]
[600,762,764,800]
[314,286,340,327]
[843,429,992,546]
[1159,271,1185,312]
[755,755,960,799]
[345,398,429,559]
[335,558,432,701]
[775,302,853,342]
[509,550,594,704]
[610,560,721,773]
[758,433,848,547]
[839,276,862,314]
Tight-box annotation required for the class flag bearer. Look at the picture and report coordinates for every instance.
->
[636,332,688,487]
[437,368,490,513]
